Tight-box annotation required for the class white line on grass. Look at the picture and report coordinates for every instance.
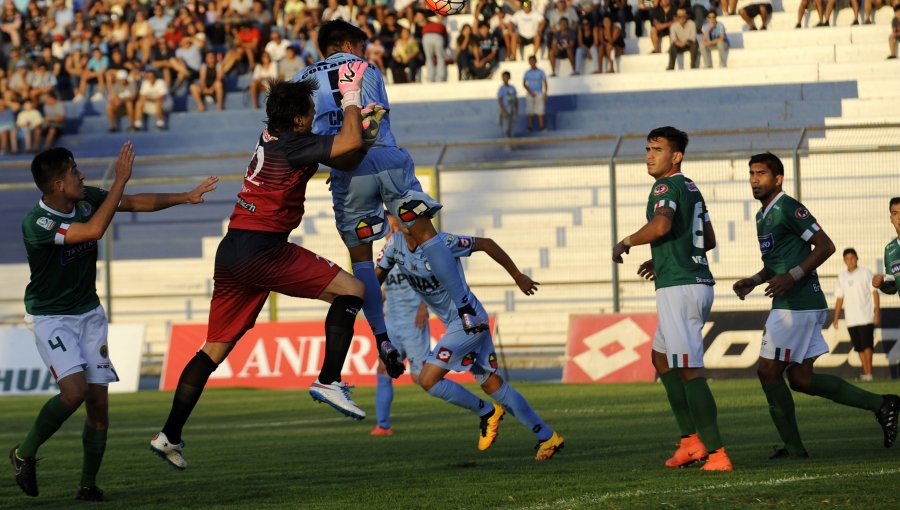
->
[518,467,900,509]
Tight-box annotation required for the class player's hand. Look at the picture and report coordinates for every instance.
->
[185,175,219,204]
[337,60,367,110]
[637,259,655,280]
[612,240,630,263]
[764,273,795,298]
[832,316,839,329]
[415,303,429,329]
[325,175,332,191]
[361,102,387,148]
[514,273,539,295]
[874,312,881,327]
[114,141,135,183]
[733,278,757,300]
[873,274,884,288]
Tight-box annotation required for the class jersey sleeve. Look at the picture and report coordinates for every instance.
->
[783,201,822,243]
[442,232,475,258]
[22,214,60,248]
[376,236,398,271]
[649,177,680,213]
[362,65,389,109]
[283,133,335,167]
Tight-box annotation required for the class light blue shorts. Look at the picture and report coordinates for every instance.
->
[387,316,431,377]
[426,321,498,377]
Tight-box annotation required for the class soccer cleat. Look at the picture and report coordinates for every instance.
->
[478,403,506,451]
[378,340,406,379]
[875,394,900,448]
[665,433,708,468]
[9,445,38,497]
[149,432,188,470]
[458,305,488,334]
[700,448,734,471]
[370,426,393,436]
[309,380,366,420]
[535,432,565,461]
[769,446,809,459]
[75,485,107,501]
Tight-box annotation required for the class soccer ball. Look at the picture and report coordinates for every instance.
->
[425,0,467,16]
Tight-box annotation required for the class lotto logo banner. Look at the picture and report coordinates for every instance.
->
[563,314,658,383]
[162,318,496,390]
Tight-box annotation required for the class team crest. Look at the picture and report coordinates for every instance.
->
[99,344,108,359]
[36,217,56,230]
[354,216,385,240]
[794,208,810,220]
[398,200,428,222]
[685,182,698,192]
[653,184,668,196]
[77,201,93,216]
[461,352,476,366]
[456,236,472,248]
[488,352,498,369]
[436,347,453,362]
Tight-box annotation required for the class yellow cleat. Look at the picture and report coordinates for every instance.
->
[700,447,734,471]
[535,432,565,461]
[665,433,708,468]
[478,403,505,451]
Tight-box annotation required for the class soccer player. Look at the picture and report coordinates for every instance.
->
[733,153,900,458]
[833,247,879,381]
[872,197,900,300]
[149,64,377,471]
[371,214,433,436]
[612,126,733,471]
[295,21,489,382]
[375,223,565,461]
[11,142,218,501]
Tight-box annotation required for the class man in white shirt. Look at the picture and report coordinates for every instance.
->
[135,69,169,130]
[833,247,880,381]
[265,31,292,63]
[511,1,544,60]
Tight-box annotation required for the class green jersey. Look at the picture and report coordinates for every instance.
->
[22,186,108,315]
[884,238,900,282]
[645,173,715,290]
[755,192,827,311]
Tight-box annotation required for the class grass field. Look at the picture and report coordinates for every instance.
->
[1,379,899,509]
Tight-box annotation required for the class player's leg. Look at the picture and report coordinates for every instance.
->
[372,361,395,435]
[77,383,109,501]
[373,317,428,435]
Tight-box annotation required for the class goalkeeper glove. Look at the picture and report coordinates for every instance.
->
[337,60,367,110]
[361,102,387,148]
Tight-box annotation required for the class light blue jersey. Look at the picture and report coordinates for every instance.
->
[523,68,546,95]
[384,264,431,376]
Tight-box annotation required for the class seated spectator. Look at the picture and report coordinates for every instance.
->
[150,37,178,87]
[265,30,291,63]
[889,5,900,58]
[16,100,43,153]
[635,0,659,38]
[249,51,277,109]
[472,22,500,79]
[667,8,699,69]
[739,0,772,30]
[550,17,577,76]
[600,15,626,73]
[511,1,544,62]
[0,4,23,48]
[390,27,421,84]
[190,51,225,112]
[7,61,31,104]
[0,98,17,155]
[128,10,154,62]
[490,9,514,62]
[105,47,130,90]
[279,45,306,79]
[109,14,131,51]
[63,47,87,100]
[135,68,169,130]
[40,91,65,150]
[365,32,387,74]
[455,23,476,80]
[651,0,676,53]
[74,47,109,102]
[322,0,350,22]
[796,0,826,28]
[701,11,729,67]
[173,34,204,91]
[575,16,599,74]
[222,22,260,74]
[826,0,861,25]
[27,61,57,104]
[148,3,172,39]
[106,69,137,132]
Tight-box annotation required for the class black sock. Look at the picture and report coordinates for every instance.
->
[162,350,218,444]
[318,295,363,384]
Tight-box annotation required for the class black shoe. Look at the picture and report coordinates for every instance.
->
[76,485,107,501]
[769,446,809,459]
[378,340,405,379]
[851,19,859,25]
[9,445,38,497]
[458,305,488,334]
[875,394,900,448]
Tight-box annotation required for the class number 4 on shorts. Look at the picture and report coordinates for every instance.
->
[48,335,67,351]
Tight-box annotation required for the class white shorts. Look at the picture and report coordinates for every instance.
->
[652,284,714,369]
[526,95,545,116]
[759,309,829,363]
[29,305,119,384]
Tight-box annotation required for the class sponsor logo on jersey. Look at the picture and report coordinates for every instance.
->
[456,236,472,248]
[685,181,698,192]
[237,196,257,213]
[794,207,810,220]
[96,363,110,369]
[61,240,97,264]
[891,261,900,275]
[36,217,56,230]
[99,344,108,358]
[77,201,93,216]
[489,352,498,369]
[261,128,278,142]
[436,347,453,362]
[461,352,476,366]
[355,216,385,240]
[398,200,429,222]
[653,183,668,196]
[758,233,775,254]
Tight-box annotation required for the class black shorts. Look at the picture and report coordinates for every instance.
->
[742,3,771,17]
[518,35,535,46]
[848,324,875,352]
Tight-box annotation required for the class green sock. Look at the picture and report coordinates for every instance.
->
[19,395,78,458]
[762,379,806,455]
[809,373,884,412]
[659,370,696,437]
[80,423,108,488]
[684,377,723,451]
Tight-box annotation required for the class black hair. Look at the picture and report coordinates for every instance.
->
[265,79,318,132]
[502,71,511,78]
[647,126,688,154]
[31,147,75,194]
[842,247,858,258]
[748,152,784,177]
[317,20,367,57]
[890,197,900,209]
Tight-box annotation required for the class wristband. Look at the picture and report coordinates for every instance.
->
[341,90,362,110]
[788,265,805,282]
[623,236,633,247]
[750,274,763,285]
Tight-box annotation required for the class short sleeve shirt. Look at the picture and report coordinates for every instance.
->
[834,267,875,327]
[523,68,545,94]
[498,84,517,111]
[884,238,900,282]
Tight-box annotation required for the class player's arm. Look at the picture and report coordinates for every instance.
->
[415,300,429,330]
[472,236,539,295]
[873,289,880,326]
[612,206,673,263]
[703,219,716,251]
[874,274,897,295]
[733,267,771,300]
[63,142,133,244]
[325,61,369,171]
[375,265,388,284]
[764,229,835,298]
[118,176,218,212]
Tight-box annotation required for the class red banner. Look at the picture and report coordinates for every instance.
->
[161,318,494,390]
[563,314,658,383]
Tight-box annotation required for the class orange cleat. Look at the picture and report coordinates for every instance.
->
[370,426,393,436]
[700,448,734,471]
[665,433,708,468]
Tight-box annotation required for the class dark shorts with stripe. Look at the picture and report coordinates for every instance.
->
[206,229,341,343]
[848,324,875,352]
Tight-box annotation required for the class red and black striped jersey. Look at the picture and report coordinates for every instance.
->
[228,128,334,233]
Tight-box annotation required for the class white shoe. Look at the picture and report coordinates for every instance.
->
[150,431,187,470]
[309,380,366,420]
[72,94,84,102]
[155,119,165,129]
[861,374,874,382]
[134,119,144,129]
[90,92,105,102]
